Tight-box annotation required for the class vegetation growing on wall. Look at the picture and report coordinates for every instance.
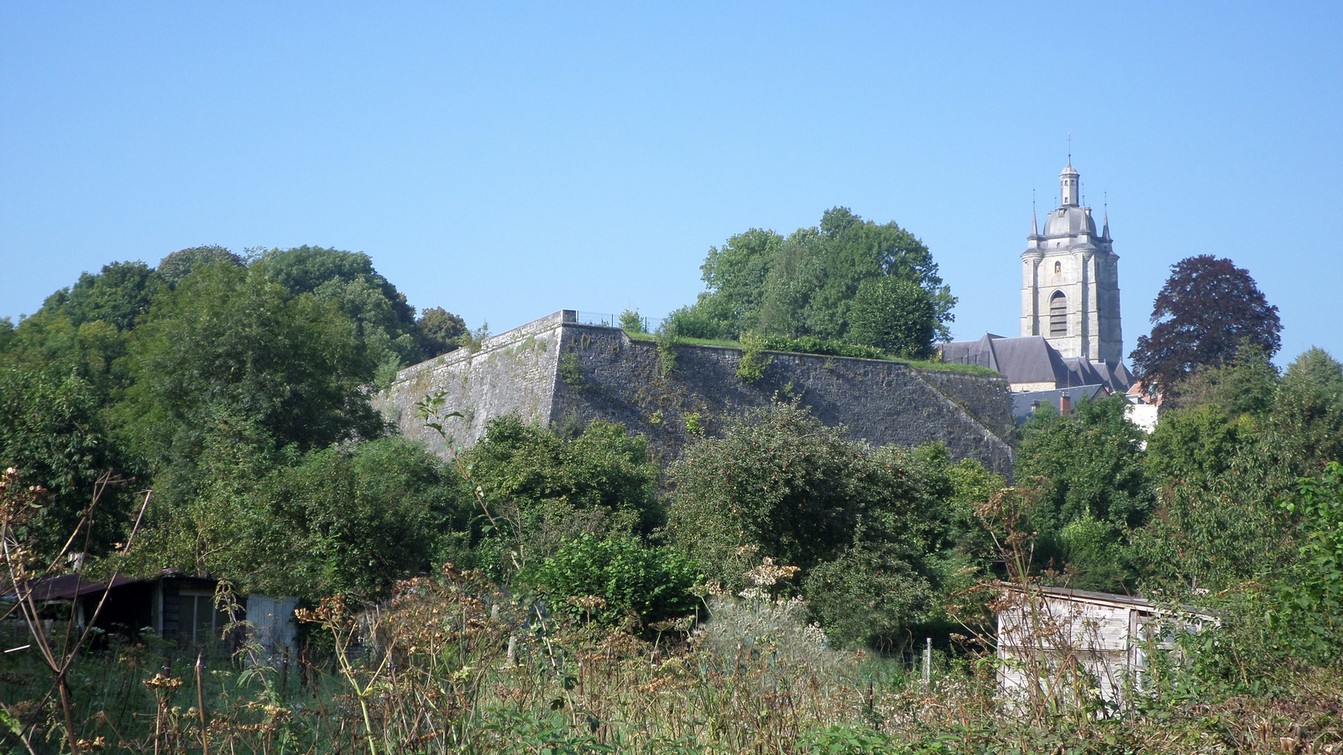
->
[735,330,771,383]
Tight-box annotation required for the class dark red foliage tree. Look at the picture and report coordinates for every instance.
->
[1131,255,1281,395]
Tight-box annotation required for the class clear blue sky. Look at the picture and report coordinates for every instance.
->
[4,3,1340,367]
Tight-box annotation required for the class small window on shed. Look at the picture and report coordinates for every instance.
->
[1049,291,1067,337]
[180,590,228,646]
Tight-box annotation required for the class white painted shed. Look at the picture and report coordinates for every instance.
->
[995,584,1218,711]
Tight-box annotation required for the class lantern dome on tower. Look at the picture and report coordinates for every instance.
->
[1042,205,1098,238]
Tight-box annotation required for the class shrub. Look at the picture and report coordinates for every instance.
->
[654,321,681,375]
[526,534,700,630]
[736,330,771,383]
[662,305,724,340]
[759,335,888,360]
[618,308,646,334]
[804,546,935,649]
[558,351,583,389]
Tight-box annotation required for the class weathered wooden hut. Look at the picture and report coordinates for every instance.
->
[995,584,1218,710]
[3,572,297,660]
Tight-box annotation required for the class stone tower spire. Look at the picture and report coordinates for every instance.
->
[1020,162,1123,364]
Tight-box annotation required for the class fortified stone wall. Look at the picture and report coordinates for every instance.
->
[378,311,567,457]
[378,311,1016,476]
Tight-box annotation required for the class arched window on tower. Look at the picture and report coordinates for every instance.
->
[1049,291,1068,337]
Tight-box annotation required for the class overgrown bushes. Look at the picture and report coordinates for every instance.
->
[524,533,699,630]
[667,402,979,647]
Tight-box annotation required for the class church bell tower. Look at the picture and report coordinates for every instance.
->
[1020,162,1123,364]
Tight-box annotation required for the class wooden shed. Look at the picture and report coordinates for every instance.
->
[3,572,297,660]
[995,584,1218,710]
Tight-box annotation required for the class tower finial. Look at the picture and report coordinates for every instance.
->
[1031,189,1039,236]
[1067,132,1072,165]
[1102,191,1111,240]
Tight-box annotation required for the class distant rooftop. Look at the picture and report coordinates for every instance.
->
[939,333,1132,393]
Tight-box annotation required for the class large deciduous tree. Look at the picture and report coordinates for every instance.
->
[669,208,955,353]
[37,261,164,333]
[249,437,467,599]
[848,275,937,358]
[1265,347,1343,472]
[113,263,385,496]
[254,246,421,376]
[415,306,468,357]
[253,245,467,375]
[695,227,784,338]
[1131,255,1281,396]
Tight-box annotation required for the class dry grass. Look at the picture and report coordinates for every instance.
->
[4,564,1342,754]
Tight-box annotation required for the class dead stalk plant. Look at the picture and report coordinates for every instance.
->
[0,468,151,754]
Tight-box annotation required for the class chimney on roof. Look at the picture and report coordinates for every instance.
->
[1059,394,1072,414]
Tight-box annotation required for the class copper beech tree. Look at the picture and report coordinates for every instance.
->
[1131,254,1281,398]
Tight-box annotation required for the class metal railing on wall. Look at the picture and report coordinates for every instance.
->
[572,311,662,334]
[574,311,618,328]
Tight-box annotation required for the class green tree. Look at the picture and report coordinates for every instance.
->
[254,245,393,297]
[1264,347,1343,472]
[254,245,428,372]
[128,435,466,600]
[756,228,827,339]
[802,207,952,343]
[40,261,163,332]
[1144,404,1254,491]
[1015,394,1151,589]
[251,438,467,599]
[1,311,130,398]
[1276,462,1343,663]
[675,208,955,349]
[0,366,131,560]
[1175,344,1279,415]
[694,227,785,338]
[123,408,280,581]
[1134,412,1296,592]
[847,275,937,358]
[113,263,384,500]
[1136,349,1343,593]
[156,245,244,286]
[415,306,468,357]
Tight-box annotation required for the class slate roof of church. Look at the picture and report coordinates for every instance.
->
[939,334,1132,393]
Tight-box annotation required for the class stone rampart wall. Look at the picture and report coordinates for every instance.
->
[378,311,566,457]
[549,324,1015,475]
[379,311,1015,476]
